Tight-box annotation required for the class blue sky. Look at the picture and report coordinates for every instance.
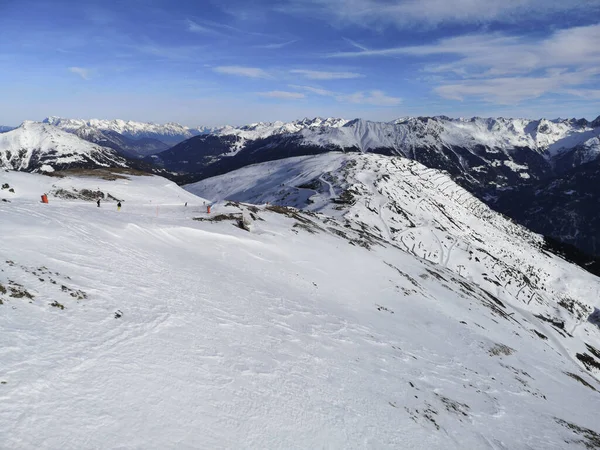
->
[1,0,600,126]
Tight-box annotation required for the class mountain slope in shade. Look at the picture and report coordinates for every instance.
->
[43,116,216,145]
[0,126,15,133]
[0,121,127,172]
[495,159,600,258]
[1,168,600,448]
[73,126,169,159]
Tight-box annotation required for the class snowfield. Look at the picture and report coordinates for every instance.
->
[2,162,600,449]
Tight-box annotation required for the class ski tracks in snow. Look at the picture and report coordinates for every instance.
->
[319,174,336,198]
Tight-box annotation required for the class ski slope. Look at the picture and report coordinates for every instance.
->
[2,168,600,449]
[188,153,600,381]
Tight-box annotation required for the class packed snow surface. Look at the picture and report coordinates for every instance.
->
[2,161,600,449]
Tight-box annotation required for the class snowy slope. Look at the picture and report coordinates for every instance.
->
[187,153,600,375]
[2,168,600,448]
[0,122,127,172]
[44,116,216,145]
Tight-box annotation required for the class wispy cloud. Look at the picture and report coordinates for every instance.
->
[68,67,90,80]
[281,0,600,28]
[186,16,281,39]
[289,85,336,96]
[255,40,298,49]
[290,69,364,80]
[132,44,204,61]
[328,24,600,104]
[341,90,401,106]
[291,85,401,106]
[214,65,271,78]
[330,25,600,72]
[564,88,600,100]
[258,90,306,99]
[186,19,222,35]
[342,37,369,51]
[435,69,600,104]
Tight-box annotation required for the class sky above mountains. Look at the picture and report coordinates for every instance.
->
[1,0,600,126]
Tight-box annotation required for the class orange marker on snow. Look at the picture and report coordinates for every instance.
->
[41,194,48,204]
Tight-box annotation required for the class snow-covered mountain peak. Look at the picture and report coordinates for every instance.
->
[0,122,126,172]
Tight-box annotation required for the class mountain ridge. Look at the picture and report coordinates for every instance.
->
[42,116,219,145]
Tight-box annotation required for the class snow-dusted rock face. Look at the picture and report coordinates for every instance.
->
[2,167,600,448]
[0,121,127,171]
[43,116,217,145]
[218,117,349,150]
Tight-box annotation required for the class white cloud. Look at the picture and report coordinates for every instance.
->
[186,19,220,35]
[256,40,298,49]
[282,0,600,28]
[341,90,402,106]
[289,85,336,96]
[435,69,600,104]
[290,69,364,80]
[291,85,401,106]
[342,37,369,51]
[68,67,90,80]
[258,91,306,99]
[328,24,600,104]
[563,89,600,100]
[213,66,271,78]
[133,44,204,61]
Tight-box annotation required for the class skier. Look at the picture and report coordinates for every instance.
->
[117,201,122,211]
[97,199,101,207]
[185,202,187,207]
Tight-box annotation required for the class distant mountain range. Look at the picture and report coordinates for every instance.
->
[42,116,217,145]
[149,115,600,193]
